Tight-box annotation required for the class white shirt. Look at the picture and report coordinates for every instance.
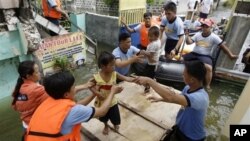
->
[200,0,213,14]
[146,39,161,65]
[192,32,222,56]
[187,0,200,10]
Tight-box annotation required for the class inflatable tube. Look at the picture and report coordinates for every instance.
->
[155,61,185,82]
[131,59,185,83]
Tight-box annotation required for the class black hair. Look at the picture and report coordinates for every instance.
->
[184,60,206,83]
[164,2,177,13]
[43,71,75,99]
[143,12,152,18]
[12,60,35,105]
[119,32,131,42]
[98,51,115,68]
[149,26,160,38]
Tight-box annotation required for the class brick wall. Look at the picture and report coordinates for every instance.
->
[147,0,166,15]
[96,0,118,16]
[65,0,118,16]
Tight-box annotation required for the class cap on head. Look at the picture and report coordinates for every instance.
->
[199,18,214,27]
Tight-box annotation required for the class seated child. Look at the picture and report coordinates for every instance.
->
[90,51,136,135]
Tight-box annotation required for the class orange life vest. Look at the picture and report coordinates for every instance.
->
[42,0,62,19]
[25,97,81,141]
[139,22,157,48]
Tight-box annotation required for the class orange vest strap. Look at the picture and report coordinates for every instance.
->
[28,131,62,138]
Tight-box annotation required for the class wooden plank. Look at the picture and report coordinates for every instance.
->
[117,82,181,129]
[82,105,165,141]
[81,82,180,140]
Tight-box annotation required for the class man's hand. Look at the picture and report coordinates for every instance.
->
[134,76,150,85]
[121,17,126,26]
[132,54,144,63]
[230,54,238,60]
[170,49,176,59]
[85,81,95,88]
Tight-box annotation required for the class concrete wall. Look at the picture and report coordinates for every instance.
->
[216,16,250,69]
[85,12,119,48]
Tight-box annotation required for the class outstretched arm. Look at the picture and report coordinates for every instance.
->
[117,73,136,82]
[115,54,144,68]
[121,17,135,33]
[135,77,188,107]
[75,81,94,93]
[77,93,96,105]
[219,43,238,59]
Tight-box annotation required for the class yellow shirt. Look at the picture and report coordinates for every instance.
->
[93,71,117,107]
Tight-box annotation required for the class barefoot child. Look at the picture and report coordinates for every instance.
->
[90,51,136,135]
[143,26,161,93]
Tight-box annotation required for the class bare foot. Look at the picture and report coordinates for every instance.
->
[102,125,109,135]
[114,125,119,132]
[206,86,212,93]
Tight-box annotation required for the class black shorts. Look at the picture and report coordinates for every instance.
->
[199,12,208,19]
[99,104,121,125]
[183,52,213,66]
[165,39,178,54]
[144,64,156,79]
[162,125,206,141]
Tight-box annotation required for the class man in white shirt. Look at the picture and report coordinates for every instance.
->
[199,0,213,19]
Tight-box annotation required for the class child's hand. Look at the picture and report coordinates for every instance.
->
[146,94,163,103]
[111,85,123,94]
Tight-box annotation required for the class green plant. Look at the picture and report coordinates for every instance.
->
[223,0,236,7]
[53,56,71,71]
[147,0,154,4]
[104,0,117,7]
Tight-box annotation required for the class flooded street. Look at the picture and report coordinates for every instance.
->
[0,1,246,141]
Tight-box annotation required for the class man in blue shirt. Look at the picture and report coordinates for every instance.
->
[112,32,144,76]
[135,60,209,141]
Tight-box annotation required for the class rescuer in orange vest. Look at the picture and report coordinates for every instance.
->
[42,0,69,35]
[121,12,158,50]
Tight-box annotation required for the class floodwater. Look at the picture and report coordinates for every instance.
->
[0,1,245,140]
[0,42,244,141]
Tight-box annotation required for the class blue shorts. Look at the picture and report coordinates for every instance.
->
[183,52,213,66]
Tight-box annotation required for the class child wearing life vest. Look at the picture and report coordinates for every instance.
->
[90,51,136,135]
[143,26,161,93]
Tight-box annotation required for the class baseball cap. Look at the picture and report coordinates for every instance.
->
[199,18,214,27]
